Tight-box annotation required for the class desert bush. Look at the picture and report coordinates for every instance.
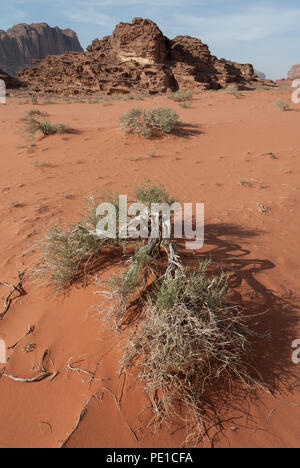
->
[31,96,39,105]
[179,101,192,108]
[22,115,73,137]
[120,107,179,138]
[119,261,262,437]
[168,90,193,102]
[135,181,176,208]
[35,196,122,289]
[28,109,48,117]
[222,84,242,98]
[275,99,291,111]
[36,181,265,443]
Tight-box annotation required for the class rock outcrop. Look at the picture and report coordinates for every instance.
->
[18,17,272,96]
[0,23,83,76]
[0,69,23,88]
[288,64,300,81]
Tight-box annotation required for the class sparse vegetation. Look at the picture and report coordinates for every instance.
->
[179,101,192,108]
[120,107,179,138]
[275,99,292,112]
[36,181,266,443]
[22,114,74,138]
[222,84,243,98]
[27,109,48,117]
[31,96,39,105]
[168,90,193,103]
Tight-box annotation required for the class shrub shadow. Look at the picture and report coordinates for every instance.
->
[173,222,299,446]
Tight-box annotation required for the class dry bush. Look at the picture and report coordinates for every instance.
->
[168,90,193,102]
[36,182,266,444]
[275,99,292,111]
[22,115,74,138]
[222,85,242,98]
[120,107,179,138]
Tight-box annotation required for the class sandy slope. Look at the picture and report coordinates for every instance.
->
[0,88,299,448]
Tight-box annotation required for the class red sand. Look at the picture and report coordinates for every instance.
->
[0,89,300,448]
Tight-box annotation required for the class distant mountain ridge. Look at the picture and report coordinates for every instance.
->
[0,22,83,76]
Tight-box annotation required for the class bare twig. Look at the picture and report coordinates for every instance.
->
[0,271,26,319]
[0,350,56,383]
[67,358,109,387]
[8,324,35,350]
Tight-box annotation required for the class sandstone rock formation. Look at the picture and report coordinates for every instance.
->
[0,23,83,76]
[0,69,23,88]
[288,64,300,81]
[18,18,272,96]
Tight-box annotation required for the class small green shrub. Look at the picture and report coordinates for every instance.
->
[120,107,179,138]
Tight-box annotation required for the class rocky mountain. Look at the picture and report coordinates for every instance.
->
[18,18,273,96]
[0,23,83,76]
[288,64,300,81]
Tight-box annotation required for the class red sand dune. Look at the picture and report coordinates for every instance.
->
[0,88,300,448]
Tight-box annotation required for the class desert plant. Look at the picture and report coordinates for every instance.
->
[275,99,291,111]
[222,84,242,98]
[31,96,39,105]
[179,101,192,108]
[36,182,266,444]
[135,181,176,208]
[120,107,179,138]
[168,90,193,102]
[28,109,48,117]
[22,115,73,137]
[35,195,123,289]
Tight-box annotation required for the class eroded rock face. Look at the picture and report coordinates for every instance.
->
[288,64,300,80]
[0,23,83,76]
[0,69,23,89]
[18,18,272,96]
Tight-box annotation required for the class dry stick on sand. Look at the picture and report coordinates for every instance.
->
[67,358,110,388]
[0,271,26,319]
[0,350,57,383]
[8,324,35,350]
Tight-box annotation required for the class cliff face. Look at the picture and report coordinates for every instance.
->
[0,23,83,76]
[18,18,272,96]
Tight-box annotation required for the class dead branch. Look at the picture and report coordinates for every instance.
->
[0,271,26,319]
[8,324,35,350]
[0,349,56,383]
[67,358,110,388]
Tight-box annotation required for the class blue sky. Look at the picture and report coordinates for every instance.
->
[2,0,300,79]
